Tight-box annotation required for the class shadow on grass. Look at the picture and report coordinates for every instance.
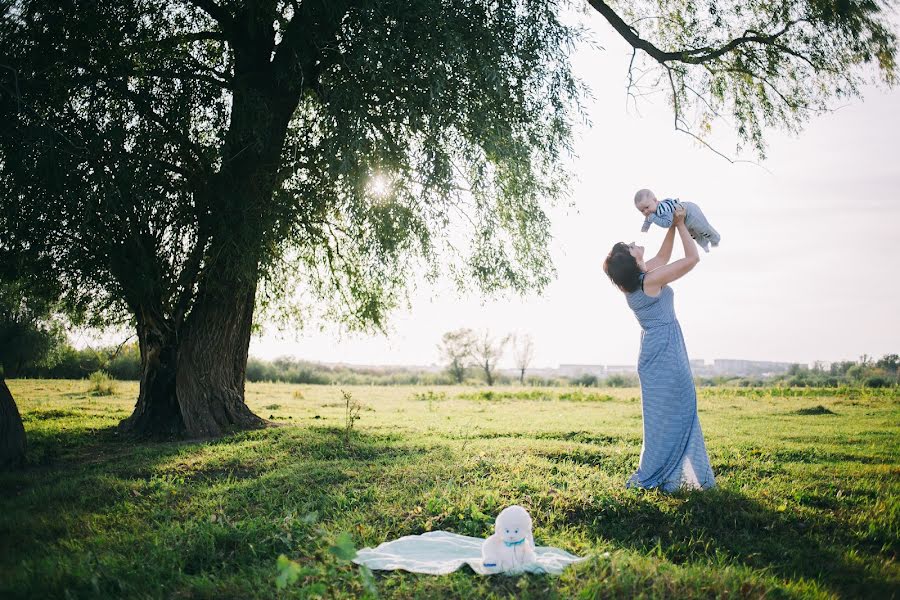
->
[579,486,891,598]
[0,423,426,599]
[445,430,641,446]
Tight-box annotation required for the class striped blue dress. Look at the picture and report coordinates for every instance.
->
[624,273,716,492]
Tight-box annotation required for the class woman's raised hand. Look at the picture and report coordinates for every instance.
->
[643,202,698,293]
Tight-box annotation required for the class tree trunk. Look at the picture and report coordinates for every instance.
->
[451,360,465,384]
[0,376,26,469]
[119,319,182,437]
[175,283,265,438]
[519,368,525,385]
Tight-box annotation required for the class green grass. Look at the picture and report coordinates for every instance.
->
[1,380,898,599]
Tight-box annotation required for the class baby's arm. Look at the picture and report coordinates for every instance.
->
[651,198,680,228]
[650,211,674,228]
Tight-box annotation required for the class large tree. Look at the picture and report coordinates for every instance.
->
[0,0,577,437]
[0,0,895,439]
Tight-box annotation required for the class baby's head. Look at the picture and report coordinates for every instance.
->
[494,505,533,545]
[634,189,658,217]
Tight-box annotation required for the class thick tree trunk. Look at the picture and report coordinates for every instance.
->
[118,289,266,439]
[175,283,265,438]
[118,46,297,440]
[0,377,26,469]
[118,320,182,437]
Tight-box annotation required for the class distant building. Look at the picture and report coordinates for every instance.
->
[506,358,796,381]
[712,359,793,377]
[557,364,607,377]
[606,364,637,374]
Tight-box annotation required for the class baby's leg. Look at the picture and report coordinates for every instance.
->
[682,202,720,248]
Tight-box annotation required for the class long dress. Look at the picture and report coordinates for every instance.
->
[624,273,716,492]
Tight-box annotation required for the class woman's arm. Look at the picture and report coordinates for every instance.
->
[643,212,699,295]
[644,224,677,272]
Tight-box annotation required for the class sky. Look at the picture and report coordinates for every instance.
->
[248,13,900,369]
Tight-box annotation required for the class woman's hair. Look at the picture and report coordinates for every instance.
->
[603,243,642,293]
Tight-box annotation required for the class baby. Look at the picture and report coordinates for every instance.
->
[634,189,721,252]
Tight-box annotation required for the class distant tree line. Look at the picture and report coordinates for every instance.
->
[2,302,896,389]
[757,357,897,388]
[2,341,141,381]
[692,356,900,388]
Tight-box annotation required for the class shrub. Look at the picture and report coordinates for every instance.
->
[572,374,598,387]
[865,376,890,388]
[557,390,614,402]
[342,390,362,448]
[412,390,447,402]
[88,370,115,396]
[605,373,638,387]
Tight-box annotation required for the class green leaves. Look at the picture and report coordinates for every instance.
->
[358,564,378,597]
[276,532,363,595]
[595,0,898,158]
[328,532,358,561]
[264,0,582,330]
[274,554,303,590]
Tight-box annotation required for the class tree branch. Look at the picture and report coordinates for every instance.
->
[186,0,234,36]
[665,67,765,168]
[134,31,226,49]
[271,0,354,96]
[89,77,207,176]
[587,0,801,65]
[115,67,232,89]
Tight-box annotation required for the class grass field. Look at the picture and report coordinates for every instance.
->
[0,380,897,599]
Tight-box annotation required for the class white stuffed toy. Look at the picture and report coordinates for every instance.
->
[481,505,537,571]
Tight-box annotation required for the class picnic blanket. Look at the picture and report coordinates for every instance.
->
[352,530,588,576]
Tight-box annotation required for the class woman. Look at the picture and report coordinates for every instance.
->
[603,205,715,492]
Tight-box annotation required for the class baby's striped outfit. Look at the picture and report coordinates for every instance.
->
[641,198,721,252]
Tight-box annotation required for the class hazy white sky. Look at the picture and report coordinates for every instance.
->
[249,13,900,368]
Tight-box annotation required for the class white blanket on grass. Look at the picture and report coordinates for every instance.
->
[352,530,588,576]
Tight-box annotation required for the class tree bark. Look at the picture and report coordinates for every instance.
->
[175,282,265,438]
[118,317,182,437]
[0,376,26,469]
